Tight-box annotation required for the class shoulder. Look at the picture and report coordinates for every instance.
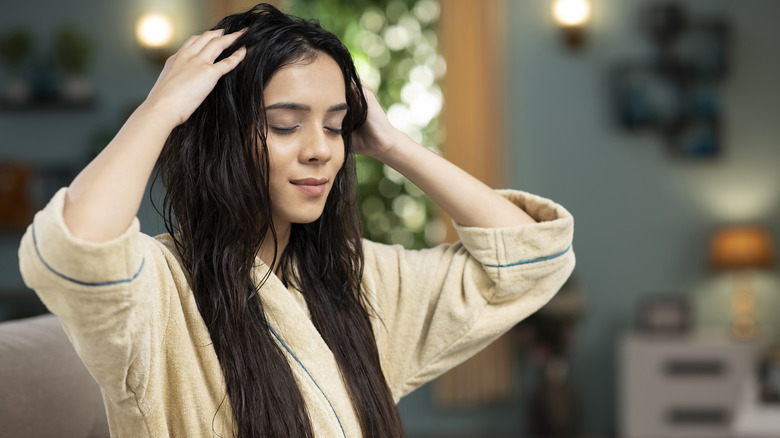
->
[146,233,190,281]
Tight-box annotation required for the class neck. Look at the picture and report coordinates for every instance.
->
[257,220,291,276]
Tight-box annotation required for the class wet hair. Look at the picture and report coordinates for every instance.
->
[157,3,405,437]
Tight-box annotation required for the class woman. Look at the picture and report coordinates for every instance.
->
[19,3,574,437]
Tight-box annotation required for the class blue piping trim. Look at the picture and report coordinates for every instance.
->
[268,325,346,438]
[485,245,571,268]
[32,223,144,287]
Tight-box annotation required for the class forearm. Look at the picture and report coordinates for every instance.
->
[61,29,246,243]
[376,133,536,228]
[64,101,176,242]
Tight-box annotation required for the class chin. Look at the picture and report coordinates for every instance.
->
[293,217,322,225]
[274,199,328,226]
[288,210,326,225]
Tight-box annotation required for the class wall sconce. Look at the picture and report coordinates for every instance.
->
[709,226,775,339]
[135,13,174,67]
[552,0,591,50]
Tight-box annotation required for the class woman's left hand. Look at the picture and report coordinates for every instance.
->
[351,82,536,228]
[351,81,405,162]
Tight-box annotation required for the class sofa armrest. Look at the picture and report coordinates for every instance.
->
[0,314,109,438]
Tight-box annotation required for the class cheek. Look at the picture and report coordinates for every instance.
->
[337,143,346,164]
[265,138,291,173]
[336,138,347,161]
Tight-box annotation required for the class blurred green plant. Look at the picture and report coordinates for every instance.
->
[287,0,446,248]
[53,25,93,76]
[0,27,35,70]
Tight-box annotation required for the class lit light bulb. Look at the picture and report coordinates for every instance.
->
[553,0,591,27]
[136,13,173,49]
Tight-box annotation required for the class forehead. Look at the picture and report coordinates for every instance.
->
[263,53,346,106]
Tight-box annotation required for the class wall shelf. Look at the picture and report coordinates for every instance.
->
[1,97,94,111]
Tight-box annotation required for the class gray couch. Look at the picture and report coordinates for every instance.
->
[0,314,109,437]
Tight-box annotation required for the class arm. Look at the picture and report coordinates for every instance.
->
[353,84,575,399]
[64,30,246,242]
[18,29,245,408]
[362,191,575,400]
[352,83,536,228]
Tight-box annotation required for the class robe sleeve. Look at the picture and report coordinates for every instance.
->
[17,188,171,410]
[362,189,575,401]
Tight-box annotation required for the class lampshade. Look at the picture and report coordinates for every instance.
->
[709,226,775,271]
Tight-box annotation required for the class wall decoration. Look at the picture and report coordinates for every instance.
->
[610,2,729,158]
[0,27,35,106]
[637,293,690,336]
[53,25,95,105]
[0,163,35,233]
[0,24,94,109]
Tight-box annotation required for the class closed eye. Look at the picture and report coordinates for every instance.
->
[270,126,299,134]
[326,127,343,135]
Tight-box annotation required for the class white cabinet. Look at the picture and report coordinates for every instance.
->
[618,334,764,438]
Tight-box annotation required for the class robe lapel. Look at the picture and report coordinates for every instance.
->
[252,262,360,434]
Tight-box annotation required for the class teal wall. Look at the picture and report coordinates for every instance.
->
[504,0,780,434]
[0,0,206,294]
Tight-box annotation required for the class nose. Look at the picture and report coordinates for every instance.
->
[299,125,333,163]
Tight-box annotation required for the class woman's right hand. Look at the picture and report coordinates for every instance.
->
[63,29,246,242]
[144,29,247,127]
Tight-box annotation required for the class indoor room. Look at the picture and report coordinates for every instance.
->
[1,0,779,437]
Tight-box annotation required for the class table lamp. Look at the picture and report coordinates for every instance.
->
[709,226,775,339]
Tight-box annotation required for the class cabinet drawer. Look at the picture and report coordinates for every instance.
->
[618,334,763,438]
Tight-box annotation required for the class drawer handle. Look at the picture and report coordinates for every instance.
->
[664,359,725,377]
[666,407,729,425]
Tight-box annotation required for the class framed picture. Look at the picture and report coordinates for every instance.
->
[610,2,728,159]
[637,294,690,335]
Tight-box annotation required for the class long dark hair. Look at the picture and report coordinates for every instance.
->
[157,4,405,437]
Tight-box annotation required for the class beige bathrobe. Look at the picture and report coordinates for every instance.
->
[18,188,574,437]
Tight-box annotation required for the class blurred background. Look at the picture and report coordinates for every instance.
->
[1,0,779,437]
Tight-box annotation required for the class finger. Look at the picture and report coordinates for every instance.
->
[359,79,374,93]
[348,78,365,99]
[356,81,380,105]
[213,46,247,76]
[184,28,227,54]
[159,52,176,74]
[201,28,247,61]
[356,80,380,103]
[179,34,201,51]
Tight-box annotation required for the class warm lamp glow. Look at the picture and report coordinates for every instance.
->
[552,0,591,50]
[136,13,173,49]
[708,226,775,339]
[710,226,775,271]
[553,0,591,27]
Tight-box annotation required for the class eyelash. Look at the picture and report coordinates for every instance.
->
[270,126,298,134]
[270,126,343,136]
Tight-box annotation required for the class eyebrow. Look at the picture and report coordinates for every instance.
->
[265,102,349,112]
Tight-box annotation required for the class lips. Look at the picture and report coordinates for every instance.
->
[290,177,328,196]
[291,178,328,186]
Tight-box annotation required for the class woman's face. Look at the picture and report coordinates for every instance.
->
[262,52,347,228]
